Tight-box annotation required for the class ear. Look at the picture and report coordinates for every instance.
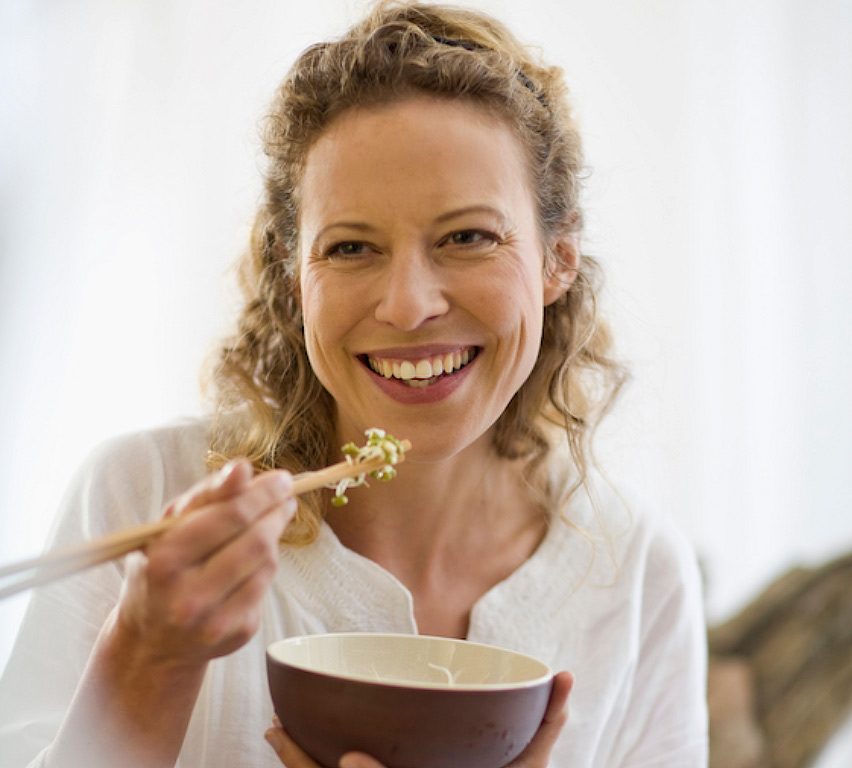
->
[543,231,580,306]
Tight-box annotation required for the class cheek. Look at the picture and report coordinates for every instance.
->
[484,268,546,382]
[299,273,333,357]
[477,262,545,333]
[299,271,360,362]
[300,271,336,327]
[298,268,317,321]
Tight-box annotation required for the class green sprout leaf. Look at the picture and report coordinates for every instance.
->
[325,429,407,506]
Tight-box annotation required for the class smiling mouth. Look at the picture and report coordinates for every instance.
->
[362,347,479,388]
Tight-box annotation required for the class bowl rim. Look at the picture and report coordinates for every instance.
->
[266,632,554,691]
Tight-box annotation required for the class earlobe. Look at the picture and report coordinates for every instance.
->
[543,233,580,306]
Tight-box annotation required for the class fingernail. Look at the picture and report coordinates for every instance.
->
[271,471,294,493]
[215,460,240,486]
[339,756,361,768]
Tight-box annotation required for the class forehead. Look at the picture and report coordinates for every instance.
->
[298,96,536,234]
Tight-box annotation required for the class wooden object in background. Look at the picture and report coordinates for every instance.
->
[708,551,852,768]
[707,655,769,768]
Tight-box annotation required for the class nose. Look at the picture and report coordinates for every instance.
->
[374,249,450,330]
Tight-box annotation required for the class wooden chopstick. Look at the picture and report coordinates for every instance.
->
[0,443,409,601]
[0,539,143,601]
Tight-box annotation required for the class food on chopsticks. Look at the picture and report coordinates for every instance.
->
[327,428,408,506]
[0,429,410,600]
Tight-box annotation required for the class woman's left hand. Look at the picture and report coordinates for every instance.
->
[265,670,574,768]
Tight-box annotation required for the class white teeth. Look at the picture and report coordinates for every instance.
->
[366,348,476,382]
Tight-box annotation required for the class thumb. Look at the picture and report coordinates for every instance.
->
[507,670,573,767]
[339,754,388,768]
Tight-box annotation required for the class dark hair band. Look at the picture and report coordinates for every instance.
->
[431,35,549,109]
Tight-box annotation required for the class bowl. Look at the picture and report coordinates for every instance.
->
[266,632,553,768]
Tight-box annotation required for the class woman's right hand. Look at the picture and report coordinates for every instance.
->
[46,460,297,768]
[114,459,297,669]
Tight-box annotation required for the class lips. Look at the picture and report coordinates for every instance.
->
[363,347,479,388]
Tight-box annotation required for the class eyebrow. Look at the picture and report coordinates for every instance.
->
[434,205,511,226]
[315,221,375,237]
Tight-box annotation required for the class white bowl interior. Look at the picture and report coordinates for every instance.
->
[268,633,552,690]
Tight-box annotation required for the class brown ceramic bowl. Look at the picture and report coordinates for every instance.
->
[266,633,553,768]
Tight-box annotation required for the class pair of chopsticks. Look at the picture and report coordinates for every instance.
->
[0,446,408,601]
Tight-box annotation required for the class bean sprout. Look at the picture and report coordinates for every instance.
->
[327,428,406,506]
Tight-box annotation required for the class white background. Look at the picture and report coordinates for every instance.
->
[2,0,851,755]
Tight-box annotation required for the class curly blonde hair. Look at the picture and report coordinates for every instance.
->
[205,1,628,544]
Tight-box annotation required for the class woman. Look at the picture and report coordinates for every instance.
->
[0,2,708,766]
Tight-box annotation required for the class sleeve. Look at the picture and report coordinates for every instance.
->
[0,432,170,767]
[612,520,709,768]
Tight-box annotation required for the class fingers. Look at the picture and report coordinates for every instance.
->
[263,719,388,768]
[194,495,293,596]
[507,670,573,767]
[166,459,254,518]
[543,670,573,725]
[150,466,296,609]
[175,519,286,654]
[338,753,388,768]
[264,718,322,767]
[117,461,298,665]
[158,470,295,567]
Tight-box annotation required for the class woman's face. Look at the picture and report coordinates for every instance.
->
[298,96,569,461]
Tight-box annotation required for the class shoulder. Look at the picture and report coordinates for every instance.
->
[577,476,706,665]
[51,418,211,540]
[558,471,702,596]
[541,471,708,762]
[620,484,703,611]
[79,417,210,483]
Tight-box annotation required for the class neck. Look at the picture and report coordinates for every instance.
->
[326,435,546,579]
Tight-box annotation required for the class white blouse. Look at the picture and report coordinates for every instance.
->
[0,420,708,767]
